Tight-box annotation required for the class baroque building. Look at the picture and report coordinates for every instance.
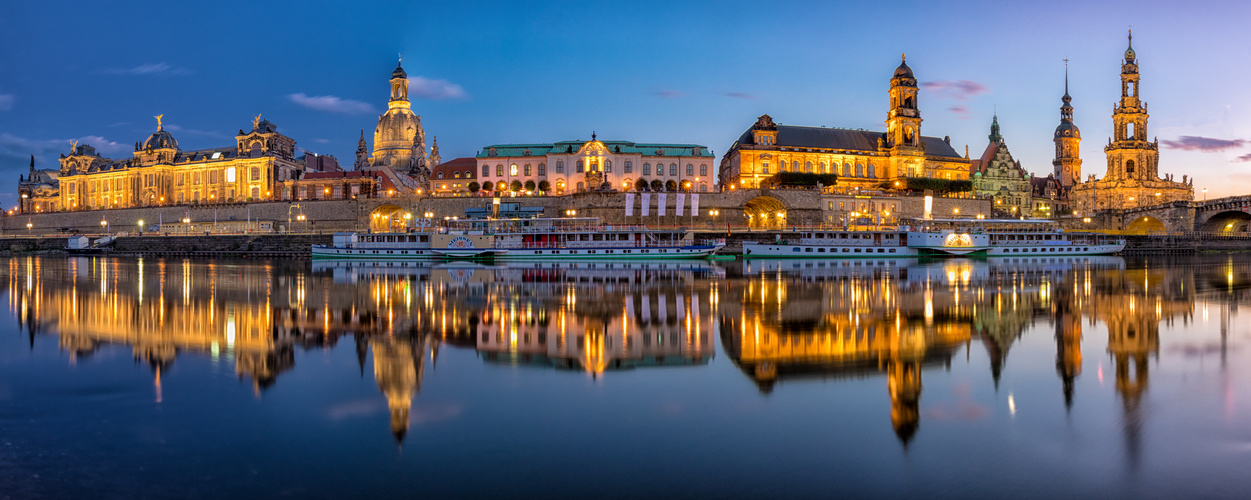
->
[1072,33,1193,212]
[719,56,970,190]
[354,58,435,194]
[50,115,305,212]
[971,115,1032,217]
[477,134,716,195]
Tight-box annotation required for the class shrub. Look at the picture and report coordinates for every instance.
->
[467,182,480,193]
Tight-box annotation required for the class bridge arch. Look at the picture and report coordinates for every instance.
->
[370,204,409,232]
[743,196,787,229]
[1126,216,1166,233]
[1199,210,1251,234]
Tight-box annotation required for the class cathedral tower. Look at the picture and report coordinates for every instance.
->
[1053,63,1082,187]
[1103,31,1157,182]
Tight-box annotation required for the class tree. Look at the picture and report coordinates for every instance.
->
[467,181,480,193]
[635,178,649,191]
[650,179,663,191]
[665,180,677,192]
[538,180,551,193]
[510,180,523,192]
[524,180,536,192]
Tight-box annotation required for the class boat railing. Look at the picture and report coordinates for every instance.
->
[495,239,695,250]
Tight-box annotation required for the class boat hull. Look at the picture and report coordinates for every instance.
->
[312,244,723,260]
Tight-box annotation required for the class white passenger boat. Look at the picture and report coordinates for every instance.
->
[741,218,1124,258]
[311,216,726,260]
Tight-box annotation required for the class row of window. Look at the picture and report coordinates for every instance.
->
[829,201,899,212]
[482,162,710,178]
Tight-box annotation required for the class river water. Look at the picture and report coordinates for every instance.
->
[1,255,1249,499]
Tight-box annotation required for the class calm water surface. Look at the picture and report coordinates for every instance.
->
[2,255,1250,499]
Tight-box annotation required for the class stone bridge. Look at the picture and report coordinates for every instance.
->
[1120,195,1251,233]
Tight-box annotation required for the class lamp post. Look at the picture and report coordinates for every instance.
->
[100,218,109,236]
[26,220,33,234]
[138,219,144,235]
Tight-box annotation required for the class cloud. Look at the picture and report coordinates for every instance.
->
[100,62,192,76]
[1236,153,1251,162]
[721,91,758,100]
[921,80,989,101]
[288,93,377,115]
[407,77,467,100]
[652,88,685,98]
[0,94,13,111]
[1161,136,1246,152]
[948,105,971,119]
[314,138,331,144]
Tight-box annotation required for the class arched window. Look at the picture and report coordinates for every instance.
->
[251,167,260,181]
[625,161,633,173]
[250,143,262,158]
[576,160,584,173]
[556,160,564,173]
[1126,159,1136,174]
[656,164,663,176]
[437,172,444,179]
[856,163,863,177]
[643,163,651,175]
[482,165,490,177]
[605,160,612,173]
[510,164,518,176]
[576,181,584,192]
[496,164,504,176]
[669,164,677,176]
[843,163,852,177]
[686,164,693,176]
[538,163,546,176]
[792,160,800,171]
[699,164,707,176]
[867,164,876,178]
[523,164,531,176]
[251,187,260,199]
[805,161,812,172]
[819,162,827,173]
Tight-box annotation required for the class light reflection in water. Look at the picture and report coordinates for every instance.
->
[3,254,1250,463]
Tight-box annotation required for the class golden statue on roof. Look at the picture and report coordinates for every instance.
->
[154,114,164,130]
[253,114,262,129]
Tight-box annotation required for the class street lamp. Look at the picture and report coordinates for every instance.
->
[26,221,32,234]
[138,219,145,235]
[100,219,109,235]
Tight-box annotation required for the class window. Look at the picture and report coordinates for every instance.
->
[700,164,707,176]
[686,164,694,176]
[792,160,799,171]
[556,160,564,173]
[538,163,546,176]
[437,172,444,179]
[69,184,76,194]
[510,164,518,176]
[576,181,584,191]
[251,187,259,199]
[605,160,612,173]
[333,185,343,199]
[177,174,184,186]
[856,163,863,177]
[225,167,236,182]
[669,164,677,176]
[481,165,489,177]
[762,162,769,174]
[821,162,828,173]
[624,161,632,173]
[209,171,218,184]
[251,167,260,181]
[524,164,531,176]
[700,184,707,192]
[193,172,202,185]
[844,163,852,177]
[453,171,460,179]
[656,164,663,176]
[496,164,504,176]
[576,160,584,173]
[643,163,650,175]
[805,161,812,172]
[867,164,876,178]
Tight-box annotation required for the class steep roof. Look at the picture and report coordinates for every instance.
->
[732,124,965,159]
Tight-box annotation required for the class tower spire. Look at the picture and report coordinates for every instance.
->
[988,113,1002,144]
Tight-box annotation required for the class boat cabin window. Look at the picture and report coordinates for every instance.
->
[593,234,603,241]
[840,233,848,239]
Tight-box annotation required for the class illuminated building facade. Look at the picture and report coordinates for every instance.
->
[1072,32,1193,211]
[476,134,716,195]
[51,116,303,211]
[719,56,971,190]
[971,115,1032,217]
[353,58,437,195]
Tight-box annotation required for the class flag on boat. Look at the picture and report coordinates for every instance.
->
[657,193,667,217]
[675,194,686,217]
[690,193,699,217]
[641,193,651,217]
[625,193,635,217]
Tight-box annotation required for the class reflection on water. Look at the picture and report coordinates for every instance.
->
[4,254,1251,495]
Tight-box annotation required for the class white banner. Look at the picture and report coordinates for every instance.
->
[675,193,686,217]
[642,298,651,322]
[641,193,651,216]
[625,193,635,217]
[658,193,668,217]
[658,294,668,321]
[690,193,700,217]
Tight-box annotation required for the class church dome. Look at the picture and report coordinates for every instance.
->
[1054,122,1081,139]
[143,129,179,150]
[894,60,914,79]
[375,108,419,144]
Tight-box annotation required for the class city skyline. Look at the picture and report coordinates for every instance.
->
[3,1,1250,209]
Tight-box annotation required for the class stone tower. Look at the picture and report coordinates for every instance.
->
[1053,63,1082,187]
[988,113,1003,144]
[886,54,923,178]
[1103,31,1157,182]
[371,57,425,169]
[354,130,370,170]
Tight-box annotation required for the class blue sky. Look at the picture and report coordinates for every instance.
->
[3,0,1251,209]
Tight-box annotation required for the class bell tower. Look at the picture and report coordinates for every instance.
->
[1053,61,1082,187]
[1104,31,1157,182]
[886,54,923,152]
[389,55,411,110]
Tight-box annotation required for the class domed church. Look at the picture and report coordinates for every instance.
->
[356,58,439,175]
